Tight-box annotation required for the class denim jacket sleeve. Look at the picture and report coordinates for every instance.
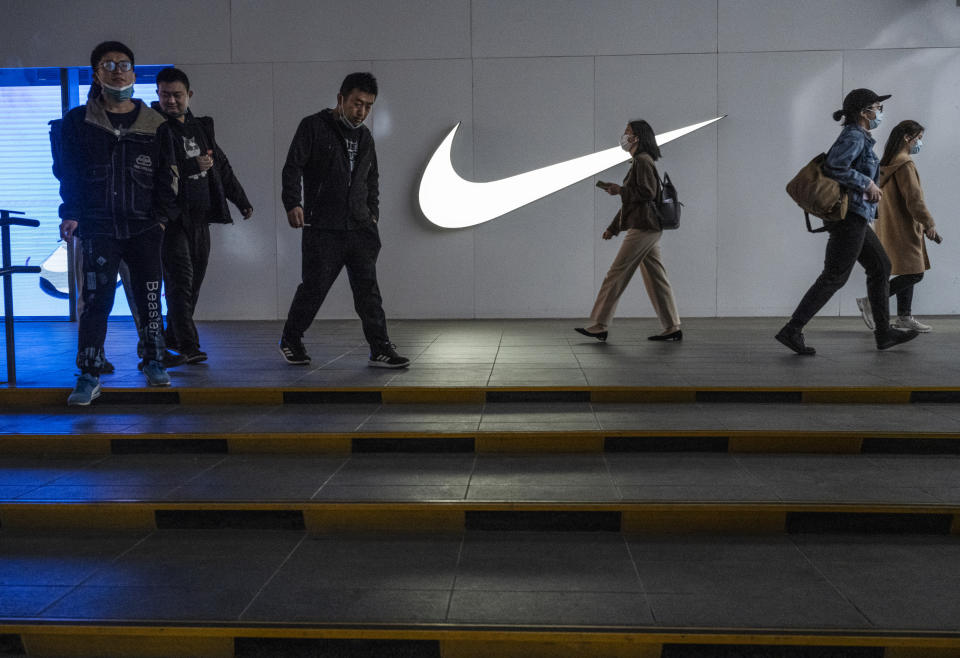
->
[823,127,873,192]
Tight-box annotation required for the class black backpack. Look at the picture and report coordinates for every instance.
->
[651,171,681,230]
[48,118,64,181]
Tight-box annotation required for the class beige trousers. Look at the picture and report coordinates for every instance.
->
[589,229,680,331]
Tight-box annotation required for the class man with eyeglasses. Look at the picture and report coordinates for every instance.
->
[58,41,179,405]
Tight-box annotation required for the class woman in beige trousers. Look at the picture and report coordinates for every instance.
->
[576,119,681,343]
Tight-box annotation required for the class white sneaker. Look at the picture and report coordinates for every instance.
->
[855,297,874,331]
[892,315,931,333]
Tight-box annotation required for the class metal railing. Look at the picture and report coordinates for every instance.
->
[0,208,42,385]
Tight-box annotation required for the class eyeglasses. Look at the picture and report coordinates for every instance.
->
[99,60,133,73]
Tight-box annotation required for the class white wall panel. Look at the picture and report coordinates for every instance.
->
[844,48,960,315]
[168,64,277,321]
[719,0,960,53]
[472,58,596,317]
[370,58,475,318]
[231,0,471,64]
[5,0,960,319]
[0,0,231,68]
[272,61,372,321]
[472,0,717,58]
[717,51,845,317]
[594,54,719,321]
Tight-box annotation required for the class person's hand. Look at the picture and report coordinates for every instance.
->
[287,206,304,228]
[605,184,621,195]
[865,180,882,203]
[59,220,78,240]
[602,230,613,240]
[925,226,942,243]
[196,149,214,172]
[241,207,253,220]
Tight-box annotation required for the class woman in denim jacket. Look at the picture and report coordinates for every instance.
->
[776,88,919,355]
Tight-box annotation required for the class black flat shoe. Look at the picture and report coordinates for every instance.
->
[648,330,683,342]
[575,327,608,342]
[875,328,919,350]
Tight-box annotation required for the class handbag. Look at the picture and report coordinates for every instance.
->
[651,171,681,230]
[785,153,848,233]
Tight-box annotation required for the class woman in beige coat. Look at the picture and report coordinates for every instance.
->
[860,120,942,332]
[575,119,681,343]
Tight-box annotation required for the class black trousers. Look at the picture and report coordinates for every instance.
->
[889,272,923,317]
[77,226,166,375]
[791,213,891,330]
[283,228,389,347]
[162,219,211,352]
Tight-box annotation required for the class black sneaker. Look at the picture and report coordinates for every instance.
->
[876,327,919,350]
[369,342,410,369]
[775,325,815,355]
[137,350,187,370]
[280,338,311,365]
[183,350,208,364]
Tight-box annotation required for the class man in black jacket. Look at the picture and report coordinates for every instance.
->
[279,72,408,368]
[59,41,178,405]
[154,67,253,364]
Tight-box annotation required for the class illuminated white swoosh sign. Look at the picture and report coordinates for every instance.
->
[419,116,724,229]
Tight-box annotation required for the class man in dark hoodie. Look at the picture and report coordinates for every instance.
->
[154,67,253,364]
[279,72,408,368]
[59,41,178,405]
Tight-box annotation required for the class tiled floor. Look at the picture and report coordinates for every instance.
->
[2,452,958,504]
[4,317,960,389]
[2,529,959,631]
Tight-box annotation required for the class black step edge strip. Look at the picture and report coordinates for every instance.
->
[283,390,382,404]
[662,644,882,658]
[235,638,440,657]
[466,511,621,532]
[352,437,475,453]
[696,391,803,403]
[605,435,730,452]
[111,438,229,454]
[910,390,960,403]
[786,512,954,535]
[485,390,591,403]
[862,437,960,455]
[155,510,306,530]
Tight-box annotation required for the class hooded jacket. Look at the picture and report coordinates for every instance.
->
[152,103,251,225]
[874,152,935,275]
[281,108,379,231]
[58,98,178,239]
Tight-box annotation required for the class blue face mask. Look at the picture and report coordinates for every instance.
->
[910,139,922,155]
[102,82,134,103]
[866,109,883,130]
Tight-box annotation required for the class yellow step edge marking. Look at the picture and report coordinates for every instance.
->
[2,503,957,532]
[4,385,959,407]
[0,504,155,531]
[21,633,233,658]
[177,388,282,405]
[5,625,960,648]
[623,510,788,534]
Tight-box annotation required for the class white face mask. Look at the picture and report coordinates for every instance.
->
[338,103,363,130]
[619,134,634,151]
[910,139,922,155]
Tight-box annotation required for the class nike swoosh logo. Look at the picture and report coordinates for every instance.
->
[418,116,724,229]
